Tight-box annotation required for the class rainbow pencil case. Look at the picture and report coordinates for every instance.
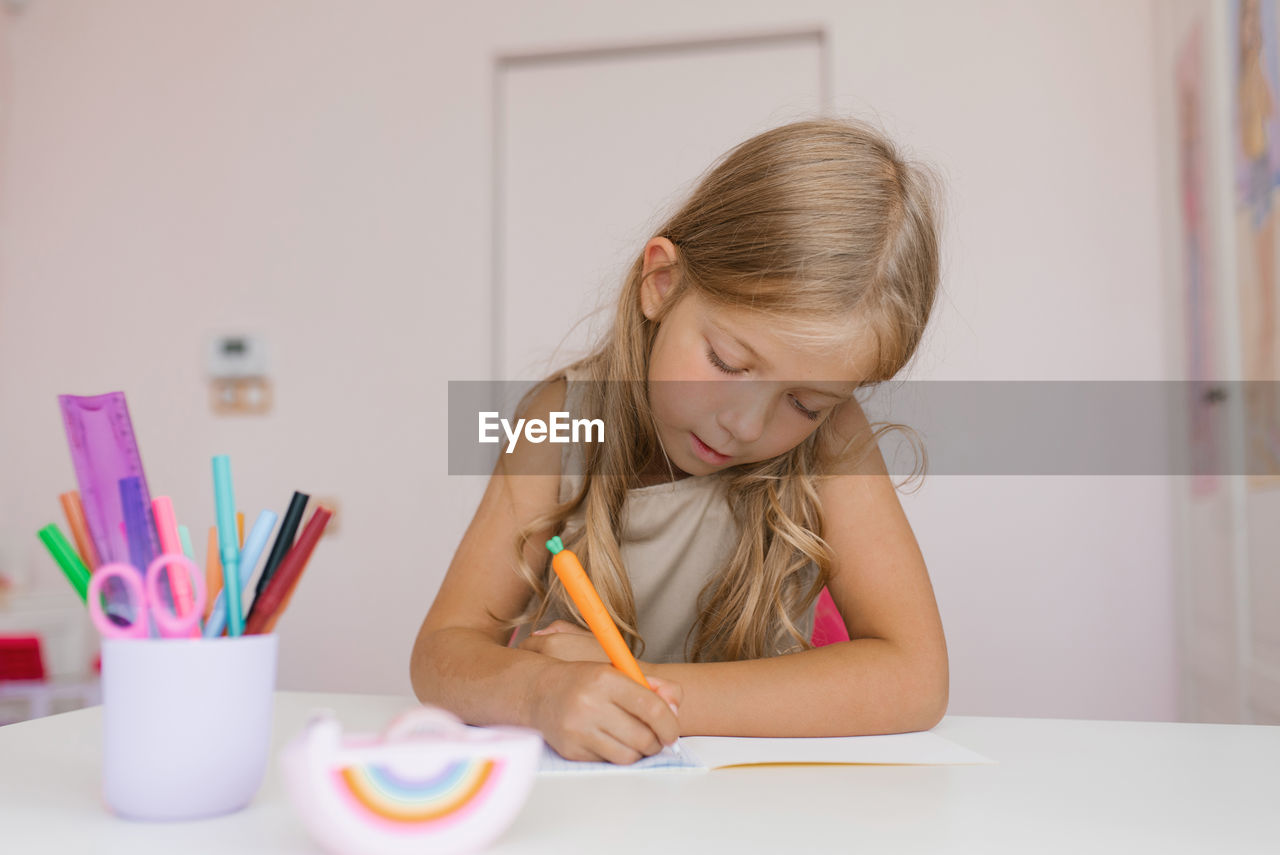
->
[280,706,542,855]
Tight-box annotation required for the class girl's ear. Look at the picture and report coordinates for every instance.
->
[639,237,680,320]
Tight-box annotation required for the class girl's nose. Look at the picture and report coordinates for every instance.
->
[716,392,769,445]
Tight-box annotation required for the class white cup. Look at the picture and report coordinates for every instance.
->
[101,633,278,821]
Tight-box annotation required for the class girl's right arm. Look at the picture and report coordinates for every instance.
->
[409,378,681,764]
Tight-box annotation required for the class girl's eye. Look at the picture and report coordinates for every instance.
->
[790,396,821,421]
[706,347,743,375]
[708,346,820,419]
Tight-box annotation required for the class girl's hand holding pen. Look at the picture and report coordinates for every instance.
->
[530,659,683,765]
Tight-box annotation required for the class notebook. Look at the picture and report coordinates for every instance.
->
[536,730,993,774]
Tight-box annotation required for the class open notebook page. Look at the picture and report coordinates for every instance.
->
[537,730,992,774]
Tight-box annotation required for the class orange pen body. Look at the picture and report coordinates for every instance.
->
[549,548,649,688]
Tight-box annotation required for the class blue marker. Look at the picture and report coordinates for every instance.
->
[212,455,242,636]
[204,510,277,638]
[119,476,157,571]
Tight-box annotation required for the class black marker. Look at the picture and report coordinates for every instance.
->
[246,490,308,623]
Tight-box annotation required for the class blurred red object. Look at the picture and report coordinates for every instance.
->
[0,635,47,682]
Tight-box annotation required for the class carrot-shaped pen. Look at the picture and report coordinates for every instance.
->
[544,536,649,687]
[545,536,684,758]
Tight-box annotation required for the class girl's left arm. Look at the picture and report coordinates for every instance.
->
[649,400,949,737]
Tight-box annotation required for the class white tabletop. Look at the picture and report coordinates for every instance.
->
[1,691,1277,854]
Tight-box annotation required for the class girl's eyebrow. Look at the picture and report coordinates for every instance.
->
[708,321,856,401]
[708,320,770,368]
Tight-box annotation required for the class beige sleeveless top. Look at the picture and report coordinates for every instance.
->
[518,367,816,664]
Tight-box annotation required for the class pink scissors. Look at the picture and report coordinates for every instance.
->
[88,554,207,639]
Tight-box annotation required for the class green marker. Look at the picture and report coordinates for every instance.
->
[36,523,90,602]
[178,524,197,561]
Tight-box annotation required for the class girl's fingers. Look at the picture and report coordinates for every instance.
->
[570,732,646,765]
[612,679,681,749]
[547,738,611,764]
[576,675,674,763]
[591,714,664,764]
[549,714,654,764]
[645,675,683,714]
[599,706,665,757]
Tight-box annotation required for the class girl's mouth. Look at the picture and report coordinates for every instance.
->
[691,432,731,464]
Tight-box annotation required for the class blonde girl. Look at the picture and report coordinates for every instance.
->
[411,117,949,764]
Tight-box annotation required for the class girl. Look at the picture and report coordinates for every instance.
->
[411,117,948,764]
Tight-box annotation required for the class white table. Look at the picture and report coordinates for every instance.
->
[1,691,1277,854]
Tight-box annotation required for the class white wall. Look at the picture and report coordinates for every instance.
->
[0,0,1177,719]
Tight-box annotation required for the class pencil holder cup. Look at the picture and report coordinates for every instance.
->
[280,706,542,855]
[100,633,278,821]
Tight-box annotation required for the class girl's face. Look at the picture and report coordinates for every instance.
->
[641,287,873,477]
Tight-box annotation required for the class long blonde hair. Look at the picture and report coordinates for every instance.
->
[509,117,943,662]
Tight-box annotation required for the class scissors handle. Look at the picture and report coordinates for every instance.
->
[88,563,150,639]
[146,554,206,638]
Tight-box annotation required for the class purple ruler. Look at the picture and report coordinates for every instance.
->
[58,392,159,566]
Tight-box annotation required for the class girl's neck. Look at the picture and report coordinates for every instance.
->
[633,453,694,488]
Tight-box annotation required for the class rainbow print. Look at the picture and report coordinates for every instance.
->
[331,758,505,832]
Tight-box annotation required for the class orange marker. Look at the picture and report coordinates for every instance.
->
[58,491,100,570]
[544,536,649,688]
[204,526,224,624]
[237,511,245,549]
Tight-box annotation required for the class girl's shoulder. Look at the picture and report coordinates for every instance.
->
[514,370,572,420]
[503,374,570,481]
[816,395,888,477]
